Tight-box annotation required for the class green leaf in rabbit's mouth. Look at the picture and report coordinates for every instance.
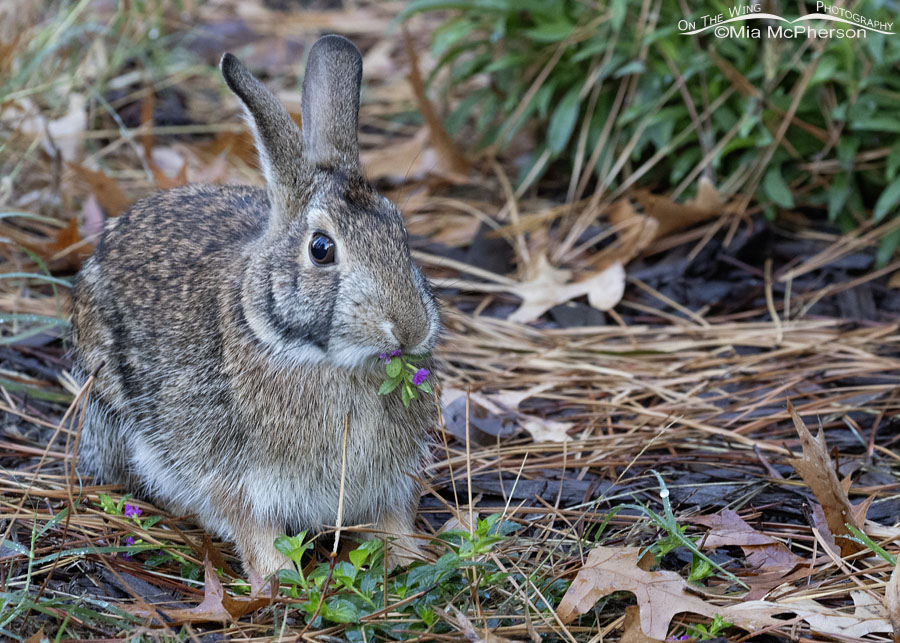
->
[377,351,431,407]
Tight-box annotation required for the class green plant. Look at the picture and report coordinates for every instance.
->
[377,351,432,407]
[623,471,746,589]
[684,613,733,640]
[95,493,201,578]
[402,0,900,263]
[0,512,142,638]
[844,523,897,565]
[275,514,528,640]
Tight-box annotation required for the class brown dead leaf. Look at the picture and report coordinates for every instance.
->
[633,177,724,240]
[620,606,664,643]
[809,502,841,556]
[24,628,45,643]
[68,162,131,217]
[792,591,893,638]
[608,198,659,263]
[47,217,92,271]
[127,557,269,624]
[887,556,900,640]
[0,215,88,272]
[850,494,876,528]
[509,254,625,324]
[692,509,804,572]
[403,29,469,176]
[786,402,864,556]
[608,177,724,263]
[557,546,785,639]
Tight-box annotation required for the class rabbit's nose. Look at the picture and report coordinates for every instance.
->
[390,320,426,352]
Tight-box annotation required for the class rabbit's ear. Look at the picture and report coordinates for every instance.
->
[301,35,362,170]
[221,53,305,214]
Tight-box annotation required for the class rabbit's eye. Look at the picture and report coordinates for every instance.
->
[309,233,336,265]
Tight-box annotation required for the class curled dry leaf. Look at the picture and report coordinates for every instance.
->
[126,556,268,624]
[608,176,725,262]
[608,198,659,263]
[786,402,864,556]
[487,383,571,443]
[791,590,893,638]
[556,546,785,639]
[692,509,804,572]
[633,175,724,240]
[508,254,625,324]
[442,387,572,443]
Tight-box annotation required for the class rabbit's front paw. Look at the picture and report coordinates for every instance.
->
[377,510,426,569]
[233,518,293,580]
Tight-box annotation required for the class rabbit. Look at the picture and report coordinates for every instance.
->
[70,34,441,578]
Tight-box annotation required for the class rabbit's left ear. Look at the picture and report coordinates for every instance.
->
[220,53,306,218]
[300,34,363,171]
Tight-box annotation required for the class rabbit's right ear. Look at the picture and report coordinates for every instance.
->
[221,53,306,218]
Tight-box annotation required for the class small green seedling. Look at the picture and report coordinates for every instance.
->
[684,613,733,640]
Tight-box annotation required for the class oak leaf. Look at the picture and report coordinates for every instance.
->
[620,606,664,643]
[557,546,785,639]
[127,556,269,624]
[786,402,864,556]
[692,509,804,572]
[791,591,893,638]
[508,254,625,324]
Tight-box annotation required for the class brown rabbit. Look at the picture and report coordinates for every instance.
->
[71,35,440,577]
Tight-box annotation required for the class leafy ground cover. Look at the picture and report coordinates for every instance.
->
[1,1,899,641]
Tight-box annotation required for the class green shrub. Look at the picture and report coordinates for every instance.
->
[402,0,900,263]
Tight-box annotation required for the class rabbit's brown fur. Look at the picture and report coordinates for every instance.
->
[71,35,439,577]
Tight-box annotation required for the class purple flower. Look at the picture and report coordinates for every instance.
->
[390,349,402,357]
[124,504,142,518]
[412,368,429,386]
[378,353,388,362]
[122,535,135,559]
